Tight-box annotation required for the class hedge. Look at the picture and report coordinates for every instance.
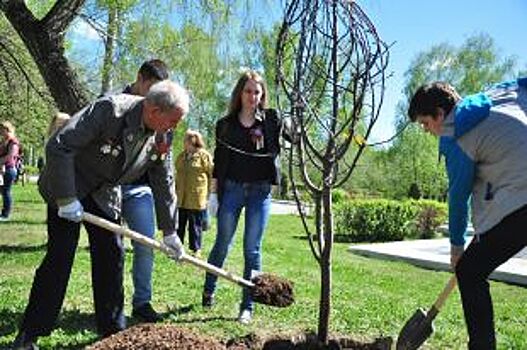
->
[334,199,447,242]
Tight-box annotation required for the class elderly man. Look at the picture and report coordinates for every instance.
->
[12,80,189,350]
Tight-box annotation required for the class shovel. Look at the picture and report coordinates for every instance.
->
[396,275,457,350]
[82,212,294,308]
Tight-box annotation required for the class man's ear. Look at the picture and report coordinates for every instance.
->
[434,107,445,121]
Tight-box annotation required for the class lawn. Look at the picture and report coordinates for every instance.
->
[0,183,525,349]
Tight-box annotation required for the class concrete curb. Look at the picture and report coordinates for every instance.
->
[348,238,527,286]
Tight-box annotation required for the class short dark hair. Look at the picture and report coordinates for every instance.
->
[138,59,169,81]
[408,82,461,122]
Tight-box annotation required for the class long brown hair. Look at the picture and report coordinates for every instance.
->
[227,70,268,116]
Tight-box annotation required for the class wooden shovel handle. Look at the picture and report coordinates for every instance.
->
[82,212,254,289]
[432,275,457,311]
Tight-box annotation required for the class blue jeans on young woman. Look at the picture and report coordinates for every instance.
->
[1,166,17,218]
[204,179,271,312]
[121,184,156,308]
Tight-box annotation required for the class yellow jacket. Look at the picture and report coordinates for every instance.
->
[175,148,213,210]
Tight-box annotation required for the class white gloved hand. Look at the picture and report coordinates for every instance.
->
[163,232,185,261]
[208,193,218,217]
[58,199,84,222]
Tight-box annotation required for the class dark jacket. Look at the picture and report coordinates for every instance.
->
[38,94,177,230]
[213,108,286,200]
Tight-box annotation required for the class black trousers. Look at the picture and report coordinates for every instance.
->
[20,196,125,338]
[177,208,204,252]
[456,205,527,350]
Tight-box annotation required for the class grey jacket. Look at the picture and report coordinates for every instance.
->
[39,94,177,230]
[439,77,527,245]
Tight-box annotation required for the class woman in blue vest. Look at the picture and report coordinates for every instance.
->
[408,77,527,350]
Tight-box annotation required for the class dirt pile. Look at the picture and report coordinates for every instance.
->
[86,324,393,350]
[251,273,295,308]
[86,324,224,350]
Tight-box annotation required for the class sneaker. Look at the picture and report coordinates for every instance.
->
[201,292,215,308]
[132,303,161,322]
[238,309,252,325]
[11,331,38,350]
[0,216,9,222]
[192,250,202,259]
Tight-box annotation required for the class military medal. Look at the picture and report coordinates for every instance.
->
[100,144,111,154]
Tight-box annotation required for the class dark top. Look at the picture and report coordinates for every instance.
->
[38,94,177,228]
[213,108,285,200]
[225,119,274,183]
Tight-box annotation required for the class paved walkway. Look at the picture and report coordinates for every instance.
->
[270,199,302,215]
[349,238,527,286]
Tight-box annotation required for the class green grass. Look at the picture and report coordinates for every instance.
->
[0,183,526,349]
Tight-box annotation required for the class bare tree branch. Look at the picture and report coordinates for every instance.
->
[276,0,389,343]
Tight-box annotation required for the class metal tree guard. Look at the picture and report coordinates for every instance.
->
[275,0,389,344]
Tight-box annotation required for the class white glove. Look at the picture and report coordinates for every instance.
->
[208,193,218,217]
[163,232,185,261]
[58,199,84,222]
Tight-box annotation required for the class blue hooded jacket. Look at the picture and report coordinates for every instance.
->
[439,77,527,246]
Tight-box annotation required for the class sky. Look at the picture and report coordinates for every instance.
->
[69,0,527,144]
[358,0,527,143]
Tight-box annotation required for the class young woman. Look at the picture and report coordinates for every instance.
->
[202,70,287,324]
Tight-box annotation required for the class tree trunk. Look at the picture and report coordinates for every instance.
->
[317,185,333,344]
[1,0,89,114]
[100,6,119,95]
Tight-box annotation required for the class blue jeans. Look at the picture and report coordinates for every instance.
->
[204,179,271,312]
[121,185,156,308]
[1,166,17,218]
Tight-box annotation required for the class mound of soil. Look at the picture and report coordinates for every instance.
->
[251,273,295,308]
[86,324,224,350]
[86,324,393,350]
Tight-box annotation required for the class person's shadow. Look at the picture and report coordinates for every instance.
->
[0,244,46,253]
[159,304,236,324]
[0,308,97,349]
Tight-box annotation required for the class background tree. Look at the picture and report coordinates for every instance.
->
[353,33,520,200]
[0,0,89,113]
[1,0,279,160]
[0,8,56,163]
[276,0,389,344]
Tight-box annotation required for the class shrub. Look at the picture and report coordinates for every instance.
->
[335,199,447,242]
[335,199,417,242]
[408,199,448,239]
[332,188,350,205]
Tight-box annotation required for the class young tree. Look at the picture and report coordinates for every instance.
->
[276,0,388,344]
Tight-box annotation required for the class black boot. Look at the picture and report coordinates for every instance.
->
[132,302,161,322]
[11,331,38,350]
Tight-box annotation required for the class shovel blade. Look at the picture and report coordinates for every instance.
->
[396,308,434,350]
